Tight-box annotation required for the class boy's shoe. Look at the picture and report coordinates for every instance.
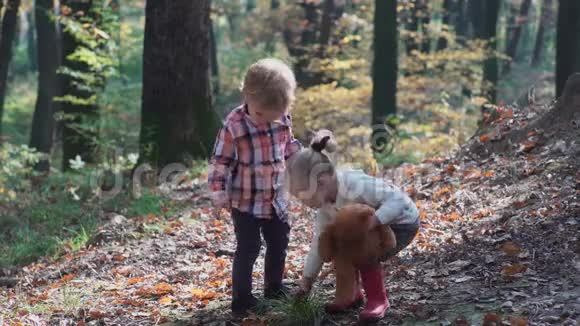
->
[231,295,259,317]
[359,265,390,321]
[264,284,290,300]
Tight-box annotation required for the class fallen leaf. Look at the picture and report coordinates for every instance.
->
[169,221,183,228]
[61,274,75,282]
[127,277,145,286]
[153,282,173,295]
[483,170,496,177]
[499,242,522,256]
[519,140,537,153]
[483,312,502,326]
[501,264,527,277]
[89,310,106,319]
[479,134,491,142]
[112,255,126,262]
[509,316,528,326]
[158,296,172,305]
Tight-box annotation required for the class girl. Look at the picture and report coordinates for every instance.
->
[208,58,302,316]
[286,130,420,321]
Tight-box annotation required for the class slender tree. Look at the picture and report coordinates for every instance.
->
[556,0,580,97]
[437,0,454,51]
[60,0,101,170]
[503,0,532,74]
[318,0,335,56]
[0,0,21,136]
[210,19,219,96]
[531,0,552,66]
[371,0,397,153]
[29,0,59,172]
[139,0,220,169]
[480,0,501,103]
[27,9,37,72]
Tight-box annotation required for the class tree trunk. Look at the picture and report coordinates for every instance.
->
[481,0,501,103]
[371,0,397,153]
[556,0,580,98]
[210,19,219,97]
[419,0,431,53]
[246,0,256,13]
[271,0,280,10]
[437,0,454,51]
[27,9,37,72]
[531,0,552,66]
[318,0,334,56]
[503,0,532,74]
[29,0,59,172]
[139,0,220,169]
[405,0,420,55]
[455,0,469,38]
[60,0,100,170]
[0,0,21,137]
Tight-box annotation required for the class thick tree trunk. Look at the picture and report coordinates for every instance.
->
[531,0,552,66]
[139,0,220,169]
[556,0,580,97]
[481,0,501,103]
[0,0,21,137]
[60,0,100,170]
[503,0,532,74]
[371,0,397,153]
[29,0,59,172]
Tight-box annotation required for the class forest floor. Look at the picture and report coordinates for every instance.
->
[1,98,579,326]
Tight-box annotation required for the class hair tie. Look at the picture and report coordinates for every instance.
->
[311,135,330,152]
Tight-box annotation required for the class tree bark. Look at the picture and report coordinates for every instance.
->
[371,0,397,153]
[210,19,219,97]
[29,0,59,172]
[531,0,552,66]
[318,0,334,56]
[271,0,280,10]
[437,0,454,51]
[418,0,431,53]
[503,0,532,74]
[246,0,256,12]
[139,0,220,169]
[556,0,580,97]
[481,0,501,103]
[454,0,469,38]
[27,9,37,72]
[0,0,21,137]
[60,0,100,170]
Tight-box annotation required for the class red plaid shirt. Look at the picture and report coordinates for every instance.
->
[208,105,302,220]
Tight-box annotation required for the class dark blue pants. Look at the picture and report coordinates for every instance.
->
[231,208,290,303]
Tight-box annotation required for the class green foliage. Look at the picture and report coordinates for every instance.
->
[256,296,325,326]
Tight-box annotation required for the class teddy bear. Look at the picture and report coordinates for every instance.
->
[318,203,396,312]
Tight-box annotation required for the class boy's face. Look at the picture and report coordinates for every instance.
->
[245,97,286,125]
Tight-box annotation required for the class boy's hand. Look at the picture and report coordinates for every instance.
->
[210,191,229,208]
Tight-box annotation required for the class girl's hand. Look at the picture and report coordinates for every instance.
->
[368,214,381,230]
[294,277,314,298]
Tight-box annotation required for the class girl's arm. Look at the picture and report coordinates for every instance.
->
[284,114,303,160]
[303,209,332,281]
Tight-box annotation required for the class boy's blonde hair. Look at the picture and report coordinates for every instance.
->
[241,58,297,111]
